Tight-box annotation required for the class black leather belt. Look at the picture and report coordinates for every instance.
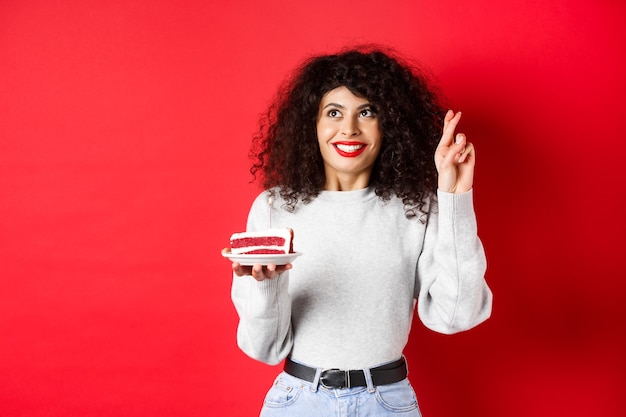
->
[284,357,407,389]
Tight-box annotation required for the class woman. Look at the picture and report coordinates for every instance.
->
[228,46,493,416]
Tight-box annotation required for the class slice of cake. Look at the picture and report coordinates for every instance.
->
[229,228,294,255]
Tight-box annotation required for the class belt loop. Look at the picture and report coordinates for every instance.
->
[363,367,375,393]
[309,367,322,392]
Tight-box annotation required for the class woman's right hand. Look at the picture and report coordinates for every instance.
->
[232,261,292,281]
[435,110,475,194]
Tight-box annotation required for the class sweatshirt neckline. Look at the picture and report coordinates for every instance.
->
[316,186,377,203]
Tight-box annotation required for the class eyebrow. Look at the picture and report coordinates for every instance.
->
[322,102,372,110]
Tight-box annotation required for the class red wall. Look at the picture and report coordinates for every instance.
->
[1,1,625,416]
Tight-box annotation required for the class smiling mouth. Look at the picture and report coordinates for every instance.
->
[333,142,367,157]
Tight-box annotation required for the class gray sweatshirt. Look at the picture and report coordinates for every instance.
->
[231,187,492,369]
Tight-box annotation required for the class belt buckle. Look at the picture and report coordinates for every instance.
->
[320,368,350,389]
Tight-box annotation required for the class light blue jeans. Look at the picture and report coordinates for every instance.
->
[259,369,422,417]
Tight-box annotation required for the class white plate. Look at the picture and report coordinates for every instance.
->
[222,250,302,266]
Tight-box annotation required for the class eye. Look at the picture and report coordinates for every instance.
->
[327,109,342,118]
[360,108,375,118]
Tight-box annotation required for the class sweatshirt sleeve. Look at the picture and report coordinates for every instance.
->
[230,192,294,365]
[415,189,493,334]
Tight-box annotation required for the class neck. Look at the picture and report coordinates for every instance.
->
[323,172,371,191]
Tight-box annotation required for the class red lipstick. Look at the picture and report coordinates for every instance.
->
[332,141,367,157]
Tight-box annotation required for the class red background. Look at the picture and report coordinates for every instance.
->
[2,1,625,416]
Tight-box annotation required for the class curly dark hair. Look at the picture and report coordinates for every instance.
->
[250,45,446,219]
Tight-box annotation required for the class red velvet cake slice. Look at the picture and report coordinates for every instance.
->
[229,228,294,255]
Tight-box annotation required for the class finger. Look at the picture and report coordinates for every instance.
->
[264,263,293,279]
[280,263,293,272]
[439,110,462,147]
[440,132,466,167]
[444,109,454,124]
[455,133,467,157]
[265,263,278,279]
[275,263,293,274]
[458,142,475,164]
[251,264,265,281]
[232,262,252,277]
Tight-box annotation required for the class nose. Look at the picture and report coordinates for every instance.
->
[341,117,360,136]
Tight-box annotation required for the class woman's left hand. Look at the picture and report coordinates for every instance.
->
[434,110,475,194]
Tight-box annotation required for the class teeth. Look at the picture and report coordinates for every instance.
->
[335,144,364,153]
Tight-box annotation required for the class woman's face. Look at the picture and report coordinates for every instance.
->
[316,86,382,190]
